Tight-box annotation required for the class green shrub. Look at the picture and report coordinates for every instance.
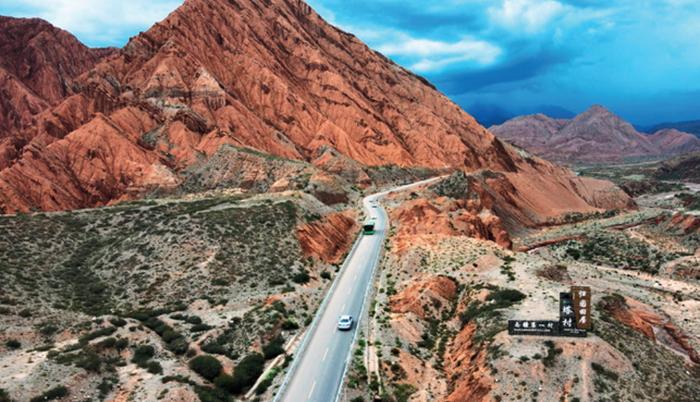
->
[191,323,213,332]
[115,338,129,351]
[229,353,265,393]
[75,349,102,372]
[262,336,285,360]
[194,386,230,402]
[167,337,189,355]
[109,317,127,327]
[189,355,223,381]
[591,362,619,381]
[292,271,310,284]
[320,271,332,280]
[132,345,156,366]
[0,388,11,402]
[97,337,117,349]
[213,374,236,392]
[147,361,163,374]
[29,386,68,402]
[79,327,117,345]
[281,319,299,330]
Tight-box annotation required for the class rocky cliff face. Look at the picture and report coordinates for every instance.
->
[0,17,114,136]
[491,105,700,163]
[0,0,629,216]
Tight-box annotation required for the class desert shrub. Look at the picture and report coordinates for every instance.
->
[132,345,156,366]
[79,326,117,345]
[0,388,10,402]
[486,289,526,306]
[75,349,102,372]
[29,386,68,402]
[201,341,227,355]
[168,337,189,355]
[320,271,332,280]
[591,362,619,381]
[229,353,265,393]
[147,361,163,374]
[281,319,299,330]
[109,317,127,327]
[97,337,117,349]
[213,374,236,392]
[189,355,223,381]
[262,336,285,359]
[5,339,20,349]
[191,323,213,332]
[542,340,563,368]
[115,338,129,351]
[194,386,230,402]
[292,271,310,284]
[39,324,59,336]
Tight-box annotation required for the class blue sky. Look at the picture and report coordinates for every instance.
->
[1,0,699,126]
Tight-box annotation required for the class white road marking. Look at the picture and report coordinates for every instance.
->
[308,381,316,400]
[322,347,329,362]
[341,303,346,311]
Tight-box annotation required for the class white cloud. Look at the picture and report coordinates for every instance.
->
[378,36,502,72]
[0,0,183,46]
[488,0,564,34]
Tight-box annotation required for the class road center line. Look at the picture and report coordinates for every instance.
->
[308,381,316,400]
[322,347,329,362]
[341,303,346,311]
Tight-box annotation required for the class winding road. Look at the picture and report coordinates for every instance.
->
[275,177,441,402]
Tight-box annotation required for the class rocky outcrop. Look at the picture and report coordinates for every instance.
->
[443,322,493,402]
[390,275,458,319]
[297,211,357,264]
[599,295,699,364]
[0,16,114,140]
[390,197,512,251]
[491,105,700,163]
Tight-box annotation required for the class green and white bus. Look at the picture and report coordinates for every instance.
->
[363,217,376,235]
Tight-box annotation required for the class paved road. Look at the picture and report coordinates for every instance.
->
[276,177,441,402]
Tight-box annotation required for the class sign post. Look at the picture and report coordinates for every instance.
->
[571,286,592,330]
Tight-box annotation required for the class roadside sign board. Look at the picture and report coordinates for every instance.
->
[508,287,590,338]
[508,320,559,336]
[571,286,592,330]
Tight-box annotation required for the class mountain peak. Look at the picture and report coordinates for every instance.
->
[491,104,700,163]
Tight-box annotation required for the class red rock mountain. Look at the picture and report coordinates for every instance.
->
[0,0,631,222]
[490,105,700,163]
[0,16,114,167]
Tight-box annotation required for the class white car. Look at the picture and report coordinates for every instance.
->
[337,315,353,331]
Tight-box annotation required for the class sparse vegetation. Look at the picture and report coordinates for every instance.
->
[29,386,68,402]
[189,355,223,381]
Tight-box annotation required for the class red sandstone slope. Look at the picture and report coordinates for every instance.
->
[0,16,114,168]
[491,105,700,163]
[0,0,630,216]
[0,17,114,130]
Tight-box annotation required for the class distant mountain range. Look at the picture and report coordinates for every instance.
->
[490,105,700,164]
[643,120,700,138]
[467,102,575,127]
